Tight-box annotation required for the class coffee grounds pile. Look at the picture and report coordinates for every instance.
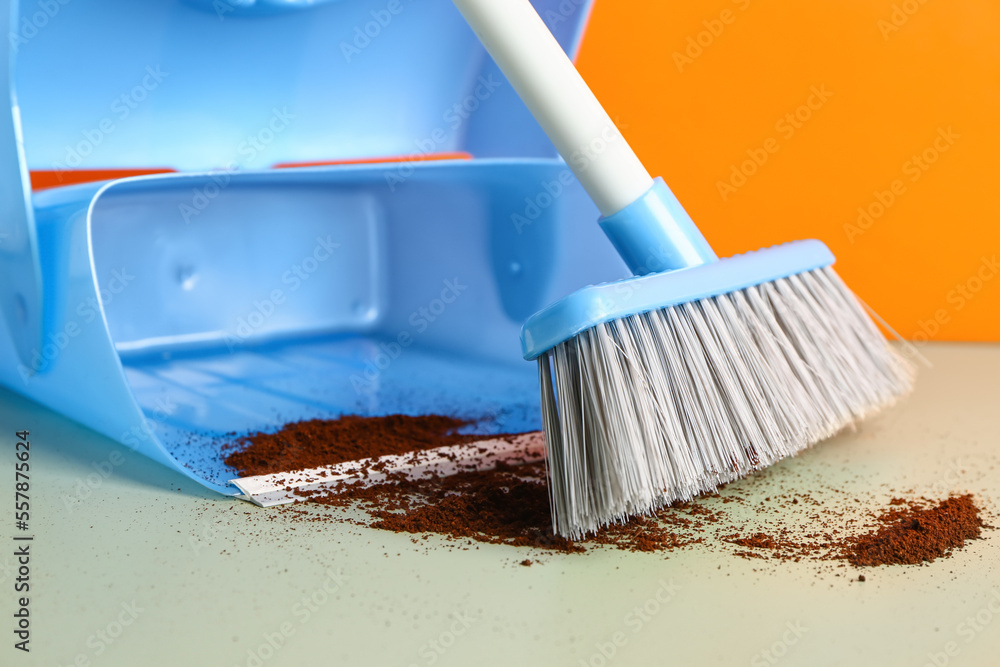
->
[225,415,474,478]
[840,495,983,566]
[226,414,990,567]
[716,495,987,567]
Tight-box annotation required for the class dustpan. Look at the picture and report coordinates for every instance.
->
[0,0,631,496]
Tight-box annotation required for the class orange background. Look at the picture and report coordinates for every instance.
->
[576,0,1000,341]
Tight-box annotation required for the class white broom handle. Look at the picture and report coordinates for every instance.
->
[451,0,654,217]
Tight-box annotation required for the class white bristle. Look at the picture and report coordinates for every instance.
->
[539,266,915,539]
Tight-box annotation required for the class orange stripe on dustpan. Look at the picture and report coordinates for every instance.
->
[30,168,177,191]
[28,153,472,191]
[272,152,472,169]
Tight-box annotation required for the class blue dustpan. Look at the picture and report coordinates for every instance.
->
[0,0,628,494]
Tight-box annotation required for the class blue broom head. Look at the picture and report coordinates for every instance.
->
[522,178,914,539]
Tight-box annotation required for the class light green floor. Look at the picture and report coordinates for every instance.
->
[0,343,997,667]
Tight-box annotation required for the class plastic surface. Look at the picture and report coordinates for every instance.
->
[181,0,346,15]
[598,177,717,275]
[521,239,836,360]
[0,0,43,368]
[451,0,652,216]
[0,0,617,494]
[13,0,592,171]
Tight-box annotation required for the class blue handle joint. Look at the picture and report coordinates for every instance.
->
[598,177,717,275]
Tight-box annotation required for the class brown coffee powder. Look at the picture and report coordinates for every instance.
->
[225,415,474,478]
[840,495,983,566]
[225,414,989,566]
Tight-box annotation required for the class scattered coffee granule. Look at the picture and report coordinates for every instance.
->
[303,461,708,554]
[364,462,582,551]
[520,559,533,567]
[858,575,866,582]
[225,415,476,478]
[839,495,984,566]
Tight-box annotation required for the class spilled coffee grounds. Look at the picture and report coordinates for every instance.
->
[226,414,989,566]
[841,495,983,566]
[225,415,475,478]
[297,461,709,554]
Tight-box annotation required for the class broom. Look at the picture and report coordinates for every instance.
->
[451,0,915,539]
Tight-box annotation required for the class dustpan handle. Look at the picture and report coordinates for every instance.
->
[0,0,44,370]
[451,0,654,218]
